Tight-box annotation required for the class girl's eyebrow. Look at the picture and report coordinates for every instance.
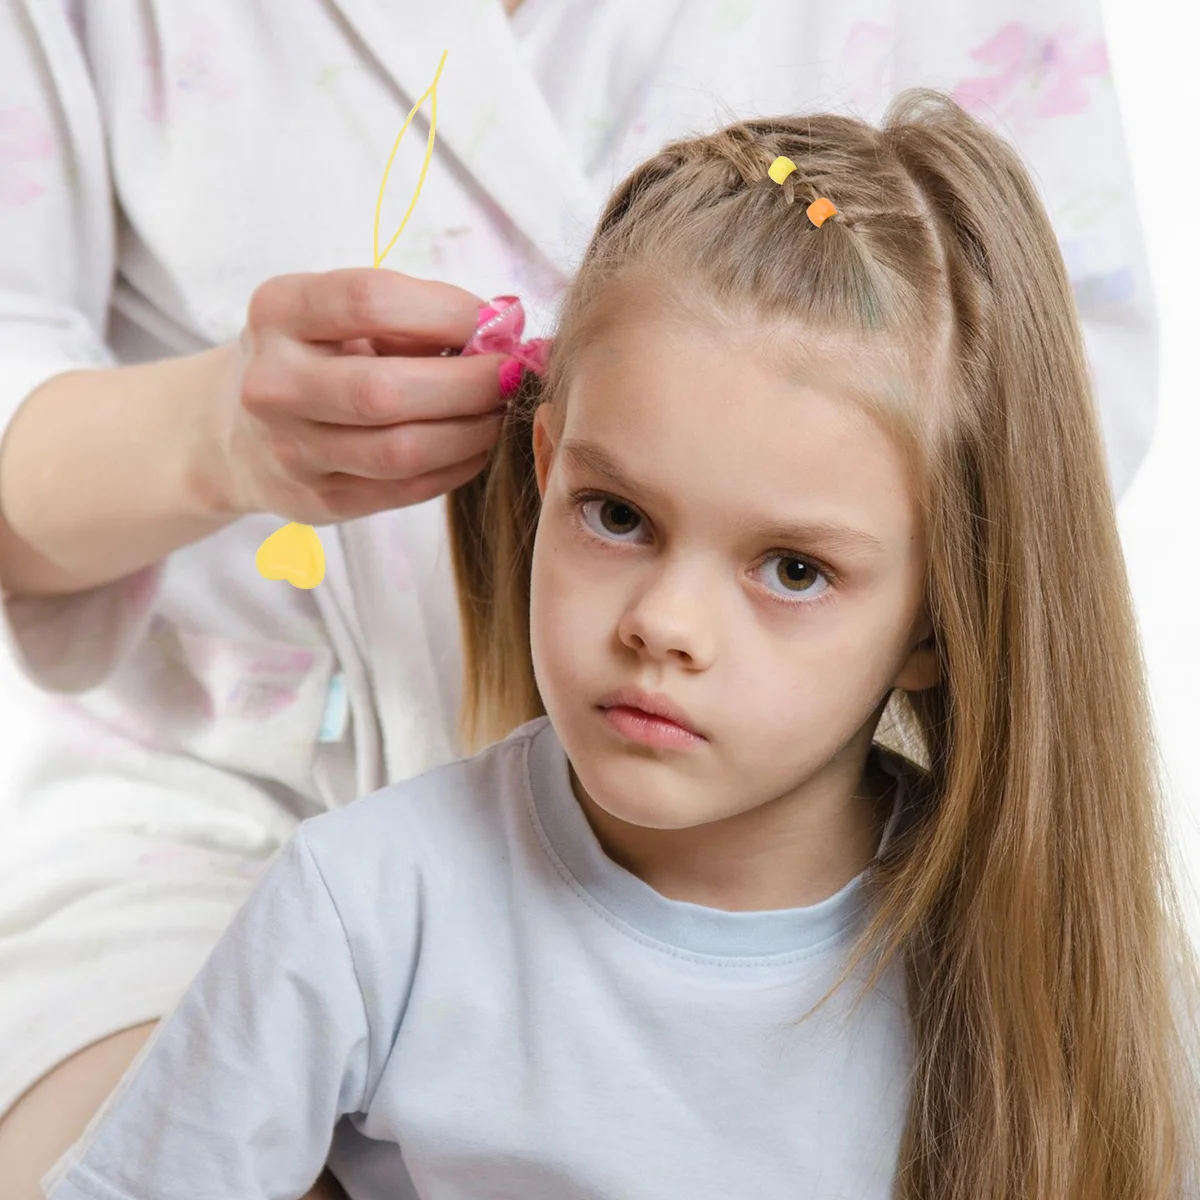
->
[558,438,887,557]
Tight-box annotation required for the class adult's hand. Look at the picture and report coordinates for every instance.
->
[0,269,510,600]
[209,267,510,523]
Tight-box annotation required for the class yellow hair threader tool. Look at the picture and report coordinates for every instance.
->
[254,48,449,589]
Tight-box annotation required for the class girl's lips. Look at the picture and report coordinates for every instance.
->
[600,705,707,749]
[596,687,703,737]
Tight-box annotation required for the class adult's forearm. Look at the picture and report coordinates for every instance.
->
[0,344,242,599]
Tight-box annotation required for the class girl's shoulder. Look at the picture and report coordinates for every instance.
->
[296,715,553,889]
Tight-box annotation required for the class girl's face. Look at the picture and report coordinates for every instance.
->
[529,315,937,849]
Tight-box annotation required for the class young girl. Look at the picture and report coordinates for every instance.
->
[42,86,1200,1200]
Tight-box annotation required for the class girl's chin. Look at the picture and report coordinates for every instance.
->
[570,771,717,833]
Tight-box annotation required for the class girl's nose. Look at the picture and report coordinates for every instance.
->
[616,569,718,669]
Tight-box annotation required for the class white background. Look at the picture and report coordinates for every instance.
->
[1,1,1197,940]
[1095,0,1200,943]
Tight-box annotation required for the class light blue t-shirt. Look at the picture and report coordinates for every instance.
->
[45,716,916,1200]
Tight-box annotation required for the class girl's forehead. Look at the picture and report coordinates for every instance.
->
[562,345,914,511]
[566,315,914,447]
[552,316,928,549]
[571,299,919,408]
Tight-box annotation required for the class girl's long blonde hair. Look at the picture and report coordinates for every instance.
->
[447,87,1200,1198]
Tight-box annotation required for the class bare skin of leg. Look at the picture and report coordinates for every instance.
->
[0,1023,347,1200]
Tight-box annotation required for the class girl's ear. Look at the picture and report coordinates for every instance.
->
[532,404,557,500]
[893,618,941,693]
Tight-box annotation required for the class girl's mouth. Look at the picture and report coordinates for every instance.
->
[600,705,707,750]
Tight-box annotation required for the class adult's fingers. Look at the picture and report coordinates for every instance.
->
[330,334,456,359]
[368,332,469,357]
[244,349,508,427]
[318,450,494,521]
[248,268,483,347]
[298,409,507,482]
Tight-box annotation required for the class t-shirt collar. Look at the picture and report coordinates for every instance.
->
[524,717,909,961]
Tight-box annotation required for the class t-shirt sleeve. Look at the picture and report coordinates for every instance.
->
[41,826,372,1200]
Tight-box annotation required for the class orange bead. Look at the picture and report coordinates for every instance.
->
[806,197,838,227]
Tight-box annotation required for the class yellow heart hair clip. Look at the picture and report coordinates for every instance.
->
[254,48,449,589]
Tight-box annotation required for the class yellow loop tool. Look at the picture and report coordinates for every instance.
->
[255,48,449,588]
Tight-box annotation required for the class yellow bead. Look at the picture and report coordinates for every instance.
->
[767,155,797,185]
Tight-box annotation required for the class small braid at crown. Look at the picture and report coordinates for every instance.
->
[768,155,838,227]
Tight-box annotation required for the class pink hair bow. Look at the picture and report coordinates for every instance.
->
[457,295,552,398]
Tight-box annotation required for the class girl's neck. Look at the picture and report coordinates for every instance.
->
[568,754,897,912]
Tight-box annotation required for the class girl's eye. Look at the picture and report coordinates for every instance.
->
[754,554,831,604]
[573,492,835,607]
[579,497,647,542]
